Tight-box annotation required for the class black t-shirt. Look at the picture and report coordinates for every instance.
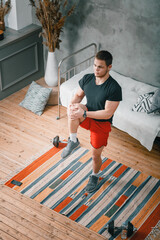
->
[79,73,122,123]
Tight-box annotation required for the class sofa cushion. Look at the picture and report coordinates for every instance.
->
[19,81,52,116]
[132,92,154,113]
[147,89,160,114]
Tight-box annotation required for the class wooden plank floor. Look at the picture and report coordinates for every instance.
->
[0,185,105,240]
[0,84,160,240]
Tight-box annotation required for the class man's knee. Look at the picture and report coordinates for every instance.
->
[70,103,87,110]
[68,103,87,121]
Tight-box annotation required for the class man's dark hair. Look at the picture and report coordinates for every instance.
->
[95,50,113,66]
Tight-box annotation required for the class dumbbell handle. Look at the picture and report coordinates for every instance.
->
[59,140,67,143]
[52,136,68,148]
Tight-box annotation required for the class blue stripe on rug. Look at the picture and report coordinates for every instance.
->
[98,175,152,235]
[127,180,160,222]
[5,145,160,239]
[31,160,83,199]
[23,148,88,198]
[41,157,93,205]
[76,166,132,223]
[101,179,160,239]
[84,171,140,228]
[60,158,117,214]
[21,156,67,194]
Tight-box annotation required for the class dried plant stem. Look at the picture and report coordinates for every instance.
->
[30,0,75,52]
[0,0,11,30]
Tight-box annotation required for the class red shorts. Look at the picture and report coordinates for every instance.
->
[80,118,111,149]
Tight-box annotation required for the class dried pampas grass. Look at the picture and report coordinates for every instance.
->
[0,0,11,29]
[30,0,75,52]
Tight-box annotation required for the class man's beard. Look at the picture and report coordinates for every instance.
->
[95,69,109,78]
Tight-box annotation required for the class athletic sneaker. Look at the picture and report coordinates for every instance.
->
[85,175,99,193]
[61,138,80,158]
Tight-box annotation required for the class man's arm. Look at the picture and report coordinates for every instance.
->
[70,87,85,104]
[86,100,120,120]
[69,100,120,120]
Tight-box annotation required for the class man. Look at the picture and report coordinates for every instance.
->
[61,50,122,193]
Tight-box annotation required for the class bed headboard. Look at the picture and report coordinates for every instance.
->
[58,43,97,82]
[57,43,97,119]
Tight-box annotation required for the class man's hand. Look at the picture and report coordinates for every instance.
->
[68,103,84,120]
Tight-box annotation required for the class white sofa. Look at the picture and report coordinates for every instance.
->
[60,66,160,151]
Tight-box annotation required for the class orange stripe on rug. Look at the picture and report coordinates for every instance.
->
[131,187,160,228]
[34,187,53,203]
[113,165,128,178]
[90,215,110,233]
[79,151,92,163]
[54,197,73,212]
[73,179,88,195]
[132,172,148,187]
[116,186,160,240]
[13,150,64,192]
[69,205,88,221]
[115,195,128,207]
[5,143,66,188]
[130,203,160,240]
[100,158,113,171]
[89,180,112,202]
[60,170,73,180]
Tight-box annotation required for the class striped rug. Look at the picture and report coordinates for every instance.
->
[5,144,160,239]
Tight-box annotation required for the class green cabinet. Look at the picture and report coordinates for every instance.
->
[0,24,44,100]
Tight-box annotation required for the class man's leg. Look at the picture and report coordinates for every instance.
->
[91,146,104,174]
[61,104,87,158]
[85,146,104,193]
[85,119,111,193]
[68,103,87,139]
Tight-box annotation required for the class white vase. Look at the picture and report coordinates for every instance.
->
[45,51,58,87]
[6,0,32,30]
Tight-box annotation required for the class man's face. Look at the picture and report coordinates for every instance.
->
[93,58,111,78]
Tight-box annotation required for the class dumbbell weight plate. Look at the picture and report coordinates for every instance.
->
[53,136,60,148]
[108,220,114,236]
[127,222,134,237]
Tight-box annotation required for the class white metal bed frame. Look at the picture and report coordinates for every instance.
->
[57,43,97,119]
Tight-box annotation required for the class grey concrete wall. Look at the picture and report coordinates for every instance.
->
[33,0,160,87]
